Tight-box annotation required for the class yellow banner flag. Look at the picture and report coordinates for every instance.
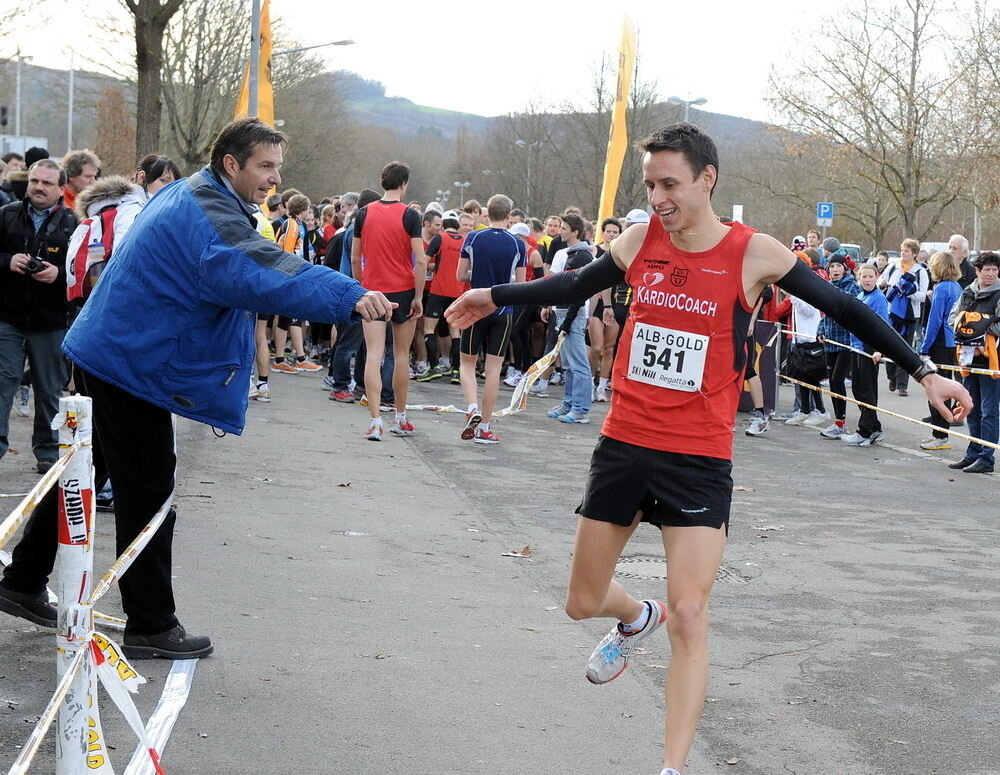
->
[234,0,275,125]
[596,17,637,228]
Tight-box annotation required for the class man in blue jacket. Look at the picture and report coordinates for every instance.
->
[0,118,394,658]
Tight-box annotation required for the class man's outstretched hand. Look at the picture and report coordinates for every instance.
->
[921,372,973,423]
[354,291,397,321]
[445,288,496,329]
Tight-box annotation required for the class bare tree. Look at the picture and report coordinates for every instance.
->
[95,86,137,176]
[122,0,185,160]
[160,0,245,172]
[769,0,965,240]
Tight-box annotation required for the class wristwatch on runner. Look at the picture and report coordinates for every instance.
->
[911,357,939,383]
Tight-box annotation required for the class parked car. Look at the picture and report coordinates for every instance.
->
[841,243,863,265]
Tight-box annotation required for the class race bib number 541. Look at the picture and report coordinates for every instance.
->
[628,322,708,392]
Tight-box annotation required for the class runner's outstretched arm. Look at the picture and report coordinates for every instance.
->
[445,252,625,329]
[775,259,972,420]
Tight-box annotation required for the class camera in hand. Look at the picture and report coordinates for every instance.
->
[25,256,46,274]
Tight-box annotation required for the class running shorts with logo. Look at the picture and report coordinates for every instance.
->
[461,312,513,358]
[425,293,457,319]
[384,289,416,324]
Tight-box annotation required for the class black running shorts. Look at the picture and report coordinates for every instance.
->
[460,312,513,358]
[576,435,733,531]
[384,289,416,324]
[424,293,457,320]
[743,332,757,380]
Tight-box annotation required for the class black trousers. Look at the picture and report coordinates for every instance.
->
[825,349,852,420]
[926,344,957,437]
[850,353,882,437]
[2,369,179,635]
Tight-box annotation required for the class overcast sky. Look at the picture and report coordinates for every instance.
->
[6,0,978,124]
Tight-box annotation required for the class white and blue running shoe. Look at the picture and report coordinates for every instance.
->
[586,599,668,685]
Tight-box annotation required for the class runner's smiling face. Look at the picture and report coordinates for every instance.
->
[643,150,715,232]
[224,142,282,205]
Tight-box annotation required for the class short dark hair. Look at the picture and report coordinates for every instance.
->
[266,193,283,210]
[380,161,409,191]
[358,188,382,210]
[600,217,621,233]
[442,217,460,230]
[486,194,513,221]
[510,207,527,220]
[641,123,719,195]
[280,188,301,206]
[562,213,585,239]
[210,117,287,173]
[1,152,23,164]
[422,210,442,226]
[135,154,181,189]
[62,149,100,179]
[973,251,999,270]
[29,158,66,187]
[286,194,311,217]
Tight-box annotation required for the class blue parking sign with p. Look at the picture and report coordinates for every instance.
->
[816,202,834,227]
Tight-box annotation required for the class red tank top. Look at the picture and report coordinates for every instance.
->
[602,219,756,460]
[359,201,415,293]
[430,231,470,298]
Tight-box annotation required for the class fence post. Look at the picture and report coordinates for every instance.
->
[53,395,111,774]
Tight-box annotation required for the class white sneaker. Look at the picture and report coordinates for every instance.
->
[527,379,549,397]
[745,414,769,436]
[841,432,872,446]
[321,375,335,390]
[594,386,609,402]
[802,410,831,427]
[784,411,811,426]
[503,369,522,387]
[549,371,564,385]
[586,600,667,685]
[819,423,847,439]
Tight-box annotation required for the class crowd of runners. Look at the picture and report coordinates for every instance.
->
[0,118,988,775]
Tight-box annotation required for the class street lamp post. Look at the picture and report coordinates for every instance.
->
[435,189,451,206]
[514,139,542,213]
[667,95,707,123]
[454,181,471,206]
[14,48,33,137]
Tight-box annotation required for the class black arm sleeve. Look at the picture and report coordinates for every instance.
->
[491,251,625,308]
[776,260,922,374]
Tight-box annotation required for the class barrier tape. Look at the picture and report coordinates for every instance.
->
[779,326,1000,377]
[5,644,88,775]
[88,495,173,606]
[0,442,84,552]
[123,661,198,775]
[780,373,999,450]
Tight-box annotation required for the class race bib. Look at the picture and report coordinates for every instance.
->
[628,322,708,392]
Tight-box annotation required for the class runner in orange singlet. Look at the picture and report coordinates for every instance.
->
[446,124,971,775]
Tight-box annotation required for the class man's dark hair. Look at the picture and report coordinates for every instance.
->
[280,188,301,206]
[358,188,382,209]
[973,251,999,270]
[380,161,409,191]
[1,152,23,164]
[209,117,287,173]
[641,123,719,195]
[510,207,527,220]
[266,193,283,210]
[563,213,585,239]
[442,217,460,230]
[600,217,621,232]
[422,210,441,226]
[529,217,544,231]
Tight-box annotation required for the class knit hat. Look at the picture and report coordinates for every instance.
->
[25,147,49,167]
[791,235,806,251]
[822,236,840,254]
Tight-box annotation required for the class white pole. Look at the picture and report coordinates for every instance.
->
[53,396,111,774]
[67,50,75,152]
[15,48,22,137]
[249,0,261,117]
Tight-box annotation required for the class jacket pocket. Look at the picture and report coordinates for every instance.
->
[161,360,241,410]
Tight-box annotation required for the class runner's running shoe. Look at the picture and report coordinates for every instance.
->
[321,375,335,390]
[919,437,952,450]
[474,427,500,444]
[249,383,271,402]
[365,420,383,441]
[271,361,297,374]
[390,417,415,436]
[783,411,810,425]
[802,410,831,427]
[586,599,667,685]
[329,390,355,403]
[503,368,523,387]
[559,411,590,424]
[745,414,769,436]
[295,359,323,372]
[819,423,847,439]
[461,410,483,440]
[840,432,872,446]
[527,379,548,397]
[594,386,609,402]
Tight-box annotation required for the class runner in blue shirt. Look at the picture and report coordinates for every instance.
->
[456,194,525,443]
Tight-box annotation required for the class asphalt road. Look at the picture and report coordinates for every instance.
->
[1,369,997,775]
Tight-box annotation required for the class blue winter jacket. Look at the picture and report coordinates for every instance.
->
[919,279,961,354]
[850,288,889,353]
[63,167,366,434]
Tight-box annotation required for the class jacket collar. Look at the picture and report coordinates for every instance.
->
[201,166,257,222]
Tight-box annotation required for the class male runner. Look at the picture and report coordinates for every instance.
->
[352,161,427,440]
[419,213,468,381]
[456,195,525,443]
[446,124,970,775]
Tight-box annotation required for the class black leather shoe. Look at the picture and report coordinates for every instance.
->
[122,624,213,660]
[948,458,976,470]
[962,460,994,474]
[0,584,57,627]
[36,459,56,474]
